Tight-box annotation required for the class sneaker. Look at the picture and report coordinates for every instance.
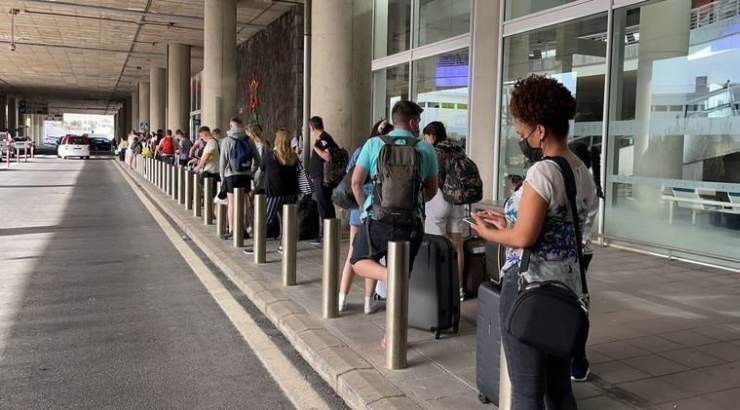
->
[243,248,254,255]
[309,238,323,246]
[372,292,386,302]
[339,302,348,313]
[277,245,283,255]
[364,301,379,315]
[571,357,590,382]
[221,232,233,240]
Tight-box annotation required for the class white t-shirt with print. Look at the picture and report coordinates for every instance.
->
[502,158,598,296]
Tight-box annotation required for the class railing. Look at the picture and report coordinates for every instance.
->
[690,0,740,29]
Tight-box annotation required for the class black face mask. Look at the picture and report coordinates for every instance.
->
[518,128,543,163]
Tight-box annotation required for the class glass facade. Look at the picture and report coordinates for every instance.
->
[374,0,412,59]
[372,64,410,121]
[499,14,607,195]
[416,0,471,47]
[413,49,469,146]
[372,0,471,148]
[495,0,740,269]
[505,0,579,20]
[604,0,740,268]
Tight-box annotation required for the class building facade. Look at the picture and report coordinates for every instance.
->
[373,0,740,270]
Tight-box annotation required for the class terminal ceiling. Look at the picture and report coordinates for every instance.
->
[0,0,298,114]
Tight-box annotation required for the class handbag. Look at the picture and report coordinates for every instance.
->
[505,156,590,358]
[331,166,357,209]
[297,161,315,195]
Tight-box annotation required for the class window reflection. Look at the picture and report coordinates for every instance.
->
[605,0,740,269]
[413,49,469,147]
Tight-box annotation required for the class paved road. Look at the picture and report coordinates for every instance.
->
[0,157,332,409]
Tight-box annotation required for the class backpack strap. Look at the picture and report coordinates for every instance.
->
[544,156,588,296]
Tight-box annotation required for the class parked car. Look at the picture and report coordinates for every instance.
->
[12,137,34,153]
[89,136,112,152]
[44,135,62,146]
[57,135,90,159]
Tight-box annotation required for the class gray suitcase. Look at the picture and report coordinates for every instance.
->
[477,281,502,405]
[409,234,461,339]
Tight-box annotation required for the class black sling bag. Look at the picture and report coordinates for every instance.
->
[505,156,590,358]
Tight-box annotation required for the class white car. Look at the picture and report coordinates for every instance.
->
[57,135,90,159]
[12,137,34,153]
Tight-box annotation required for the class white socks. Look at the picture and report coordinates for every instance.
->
[338,294,378,314]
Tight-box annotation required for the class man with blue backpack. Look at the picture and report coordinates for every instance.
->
[219,117,261,240]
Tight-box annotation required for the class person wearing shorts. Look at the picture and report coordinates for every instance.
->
[422,121,466,300]
[219,117,260,240]
[338,120,394,315]
[349,102,439,349]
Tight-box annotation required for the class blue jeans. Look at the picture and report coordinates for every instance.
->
[501,269,577,410]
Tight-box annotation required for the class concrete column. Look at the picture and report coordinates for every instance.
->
[138,82,150,133]
[150,67,166,134]
[311,0,372,149]
[168,44,191,135]
[469,0,502,201]
[39,115,45,142]
[35,115,42,144]
[8,97,18,136]
[0,95,6,131]
[131,91,140,133]
[633,2,690,212]
[202,0,237,130]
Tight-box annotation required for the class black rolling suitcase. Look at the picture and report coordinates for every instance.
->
[476,281,505,405]
[409,234,461,339]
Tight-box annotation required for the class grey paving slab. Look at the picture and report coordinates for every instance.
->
[658,347,727,369]
[621,355,689,377]
[617,378,694,404]
[658,370,738,395]
[591,361,652,384]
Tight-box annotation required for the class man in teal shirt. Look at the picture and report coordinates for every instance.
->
[350,101,439,291]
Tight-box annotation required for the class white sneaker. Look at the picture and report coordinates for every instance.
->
[364,301,378,315]
[339,303,348,313]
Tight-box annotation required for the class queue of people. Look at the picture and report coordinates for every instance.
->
[123,73,601,409]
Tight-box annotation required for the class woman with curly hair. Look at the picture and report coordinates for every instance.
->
[471,74,598,409]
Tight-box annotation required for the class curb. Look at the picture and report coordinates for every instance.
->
[121,163,422,410]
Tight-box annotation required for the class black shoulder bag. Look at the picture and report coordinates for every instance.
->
[505,156,590,358]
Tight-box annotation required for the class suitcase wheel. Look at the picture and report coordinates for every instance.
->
[478,392,491,404]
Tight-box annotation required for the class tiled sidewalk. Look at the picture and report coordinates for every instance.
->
[122,161,740,410]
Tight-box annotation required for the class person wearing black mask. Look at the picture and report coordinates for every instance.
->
[471,74,598,409]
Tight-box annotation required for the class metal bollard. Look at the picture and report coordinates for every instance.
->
[155,161,160,187]
[386,240,410,370]
[185,170,194,211]
[193,173,202,217]
[216,182,226,235]
[282,204,298,286]
[178,167,186,205]
[163,163,169,192]
[171,165,178,200]
[254,194,267,264]
[322,218,340,319]
[499,345,512,410]
[204,178,214,224]
[233,187,245,248]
